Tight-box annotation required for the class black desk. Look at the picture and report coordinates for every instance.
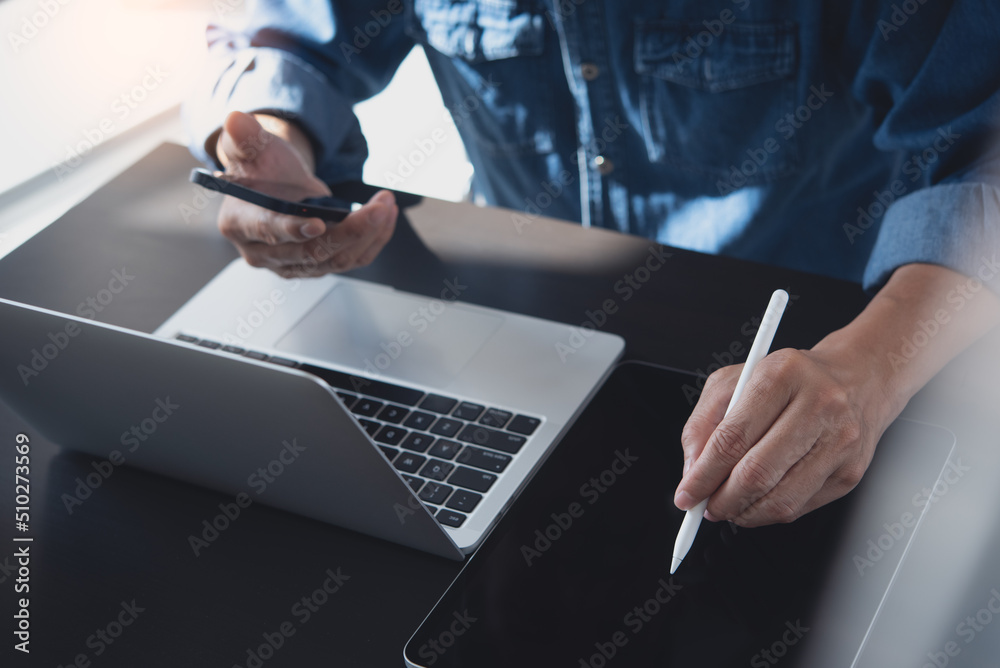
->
[0,143,992,666]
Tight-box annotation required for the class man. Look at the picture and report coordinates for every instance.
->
[184,0,1000,528]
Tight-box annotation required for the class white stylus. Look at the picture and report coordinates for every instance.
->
[670,289,789,575]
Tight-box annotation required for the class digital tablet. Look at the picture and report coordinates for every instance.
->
[403,361,955,667]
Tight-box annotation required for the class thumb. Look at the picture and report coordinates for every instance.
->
[218,111,271,167]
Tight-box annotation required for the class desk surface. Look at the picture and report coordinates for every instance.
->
[1,142,998,667]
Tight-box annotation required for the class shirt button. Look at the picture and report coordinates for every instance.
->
[581,62,600,81]
[593,155,614,175]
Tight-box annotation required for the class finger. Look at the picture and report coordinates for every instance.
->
[674,355,797,510]
[352,198,398,268]
[729,445,832,527]
[737,451,863,528]
[218,111,271,168]
[262,229,346,278]
[267,193,397,277]
[793,450,869,516]
[705,401,824,521]
[680,365,742,475]
[219,199,326,247]
[238,229,338,270]
[791,474,862,519]
[327,192,397,270]
[308,190,395,273]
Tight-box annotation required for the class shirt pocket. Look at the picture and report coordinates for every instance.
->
[634,19,799,183]
[412,0,554,156]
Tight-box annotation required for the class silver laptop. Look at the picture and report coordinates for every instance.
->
[0,258,623,559]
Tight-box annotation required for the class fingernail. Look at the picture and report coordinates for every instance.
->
[369,204,392,227]
[300,221,323,238]
[683,458,691,476]
[704,510,719,522]
[373,190,396,206]
[674,491,694,510]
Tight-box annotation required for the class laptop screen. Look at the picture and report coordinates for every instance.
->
[403,362,954,667]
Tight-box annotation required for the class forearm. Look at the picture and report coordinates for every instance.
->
[815,262,1000,422]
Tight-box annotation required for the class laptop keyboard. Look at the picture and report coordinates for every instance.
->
[175,334,543,529]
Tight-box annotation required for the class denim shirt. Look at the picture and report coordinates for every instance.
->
[184,0,1000,293]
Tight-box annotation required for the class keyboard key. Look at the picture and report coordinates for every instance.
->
[221,345,246,354]
[448,467,497,493]
[378,404,410,424]
[457,446,511,473]
[457,424,526,454]
[419,483,453,505]
[402,475,423,492]
[298,364,425,405]
[436,509,467,528]
[446,490,482,513]
[197,340,221,349]
[378,446,398,462]
[176,334,199,343]
[351,398,384,417]
[403,411,436,431]
[401,433,435,453]
[420,459,455,481]
[358,419,380,437]
[430,417,463,438]
[420,394,459,414]
[479,408,512,428]
[428,440,462,460]
[336,392,357,409]
[243,350,268,361]
[452,402,485,420]
[268,356,298,367]
[507,415,542,435]
[375,426,408,445]
[393,453,426,474]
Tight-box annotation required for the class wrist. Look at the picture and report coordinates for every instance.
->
[811,323,909,428]
[813,263,1000,423]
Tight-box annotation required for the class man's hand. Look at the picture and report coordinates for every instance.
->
[675,347,890,527]
[213,111,397,277]
[674,263,1000,527]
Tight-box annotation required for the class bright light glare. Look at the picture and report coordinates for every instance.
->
[0,0,210,190]
[0,0,472,201]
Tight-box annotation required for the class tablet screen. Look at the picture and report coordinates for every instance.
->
[404,362,954,667]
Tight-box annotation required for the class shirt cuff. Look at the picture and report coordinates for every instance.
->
[181,46,368,183]
[863,182,1000,297]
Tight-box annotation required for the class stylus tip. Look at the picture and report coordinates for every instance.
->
[670,556,682,575]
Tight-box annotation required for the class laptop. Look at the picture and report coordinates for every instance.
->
[0,214,623,562]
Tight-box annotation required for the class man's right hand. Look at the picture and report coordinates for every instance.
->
[213,111,398,278]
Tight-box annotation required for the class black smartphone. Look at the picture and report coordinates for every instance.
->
[190,168,351,222]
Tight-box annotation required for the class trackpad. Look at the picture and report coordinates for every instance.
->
[274,282,503,387]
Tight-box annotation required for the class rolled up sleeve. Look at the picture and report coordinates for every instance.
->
[863,181,1000,295]
[854,0,1000,296]
[183,45,368,182]
[182,0,415,184]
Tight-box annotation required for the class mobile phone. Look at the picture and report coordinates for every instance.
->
[190,168,351,222]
